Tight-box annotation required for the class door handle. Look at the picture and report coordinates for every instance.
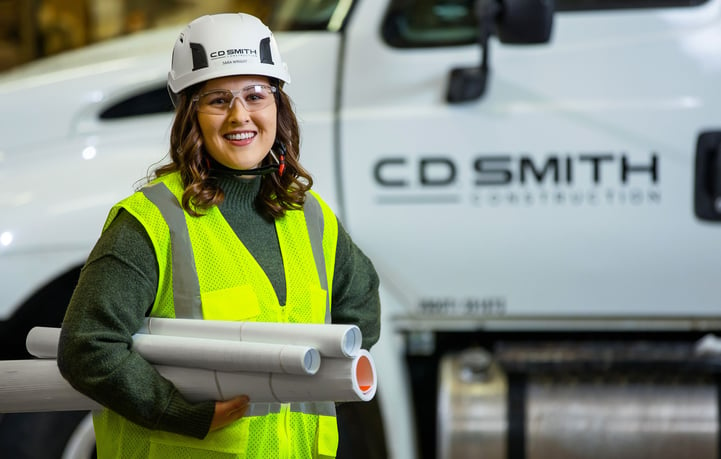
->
[694,130,721,221]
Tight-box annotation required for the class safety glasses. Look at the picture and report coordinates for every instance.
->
[193,85,277,115]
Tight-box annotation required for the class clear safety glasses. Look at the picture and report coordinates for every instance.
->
[193,85,277,115]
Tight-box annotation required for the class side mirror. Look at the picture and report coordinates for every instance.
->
[496,0,554,44]
[446,0,554,104]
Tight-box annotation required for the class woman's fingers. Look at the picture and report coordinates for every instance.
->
[210,395,250,431]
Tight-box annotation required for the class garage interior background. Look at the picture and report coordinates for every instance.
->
[0,0,269,71]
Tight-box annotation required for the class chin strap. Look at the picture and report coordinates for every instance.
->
[206,144,286,177]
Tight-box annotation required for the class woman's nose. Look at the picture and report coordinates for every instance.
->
[228,97,251,122]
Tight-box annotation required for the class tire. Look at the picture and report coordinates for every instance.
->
[0,266,81,361]
[0,411,96,459]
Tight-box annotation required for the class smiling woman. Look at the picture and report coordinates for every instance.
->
[54,11,381,459]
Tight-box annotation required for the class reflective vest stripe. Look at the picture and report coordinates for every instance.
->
[290,402,336,417]
[304,193,331,325]
[141,183,202,319]
[246,402,282,416]
[244,402,333,417]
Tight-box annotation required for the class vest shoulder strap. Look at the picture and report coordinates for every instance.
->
[141,182,202,319]
[303,192,331,324]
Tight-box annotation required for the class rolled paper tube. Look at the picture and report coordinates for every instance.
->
[149,351,376,403]
[25,326,59,359]
[267,349,377,402]
[26,327,321,375]
[140,318,362,358]
[155,366,276,402]
[0,360,101,412]
[0,353,377,412]
[133,334,320,375]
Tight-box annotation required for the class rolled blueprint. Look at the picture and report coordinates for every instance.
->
[139,318,362,358]
[26,327,320,375]
[0,360,102,412]
[268,349,376,402]
[0,351,377,412]
[25,326,60,358]
[165,349,377,403]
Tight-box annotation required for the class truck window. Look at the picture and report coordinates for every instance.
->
[555,0,708,10]
[382,0,710,48]
[383,0,478,48]
[263,0,348,31]
[99,86,174,120]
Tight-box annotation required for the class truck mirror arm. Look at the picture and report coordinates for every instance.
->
[446,0,499,104]
[446,0,555,104]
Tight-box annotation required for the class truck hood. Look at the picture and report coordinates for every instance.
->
[0,29,309,153]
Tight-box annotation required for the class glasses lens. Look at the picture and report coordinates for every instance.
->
[241,85,275,111]
[197,90,233,115]
[197,86,275,115]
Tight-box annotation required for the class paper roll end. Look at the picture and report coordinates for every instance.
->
[305,348,321,375]
[354,352,377,401]
[342,326,363,357]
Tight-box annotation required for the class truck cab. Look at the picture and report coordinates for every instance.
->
[1,0,720,458]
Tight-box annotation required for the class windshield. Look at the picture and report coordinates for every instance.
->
[256,0,351,30]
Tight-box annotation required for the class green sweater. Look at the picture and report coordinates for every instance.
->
[57,175,381,440]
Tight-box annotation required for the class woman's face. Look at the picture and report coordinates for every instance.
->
[196,75,277,171]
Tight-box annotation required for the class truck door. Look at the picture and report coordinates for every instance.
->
[338,0,721,322]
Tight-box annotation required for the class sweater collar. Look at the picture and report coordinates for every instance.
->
[215,175,262,211]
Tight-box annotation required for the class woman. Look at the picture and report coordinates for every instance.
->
[58,12,380,459]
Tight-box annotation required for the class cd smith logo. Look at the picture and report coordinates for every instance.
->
[210,48,257,59]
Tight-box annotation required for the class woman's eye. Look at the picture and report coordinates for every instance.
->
[209,96,230,105]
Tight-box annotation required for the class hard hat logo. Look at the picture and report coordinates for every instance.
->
[210,49,259,60]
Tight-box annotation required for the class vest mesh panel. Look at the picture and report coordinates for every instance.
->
[244,412,319,459]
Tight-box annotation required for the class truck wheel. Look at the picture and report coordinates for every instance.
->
[0,266,81,361]
[0,411,96,459]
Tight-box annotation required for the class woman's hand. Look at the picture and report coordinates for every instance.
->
[210,395,250,431]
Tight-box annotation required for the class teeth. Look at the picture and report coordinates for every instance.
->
[225,132,254,140]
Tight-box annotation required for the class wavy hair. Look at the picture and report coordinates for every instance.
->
[154,81,313,219]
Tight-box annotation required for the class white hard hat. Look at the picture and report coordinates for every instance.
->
[167,13,290,103]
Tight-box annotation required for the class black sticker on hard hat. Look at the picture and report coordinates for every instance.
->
[259,38,274,65]
[190,43,208,70]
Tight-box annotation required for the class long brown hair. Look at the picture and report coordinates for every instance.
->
[154,81,313,219]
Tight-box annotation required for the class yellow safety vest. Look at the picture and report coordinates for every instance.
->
[92,173,339,459]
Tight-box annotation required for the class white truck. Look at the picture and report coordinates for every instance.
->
[1,0,721,457]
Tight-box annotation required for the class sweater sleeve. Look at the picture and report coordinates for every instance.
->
[330,218,381,350]
[57,210,215,439]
